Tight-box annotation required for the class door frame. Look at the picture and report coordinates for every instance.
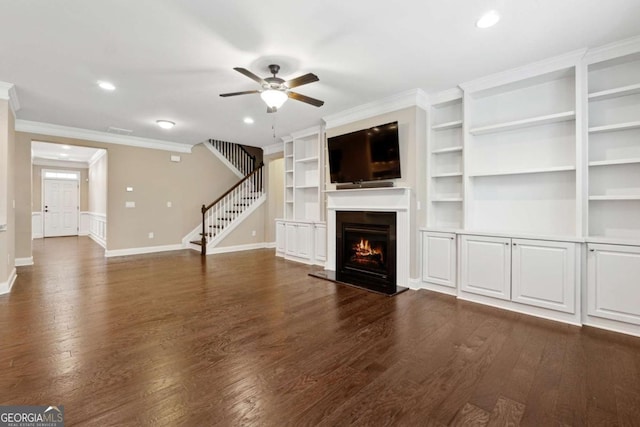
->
[41,169,81,237]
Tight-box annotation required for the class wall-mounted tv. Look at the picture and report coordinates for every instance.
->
[328,121,401,184]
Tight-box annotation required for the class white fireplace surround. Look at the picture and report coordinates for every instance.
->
[326,187,411,288]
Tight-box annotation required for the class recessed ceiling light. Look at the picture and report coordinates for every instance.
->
[243,117,254,124]
[98,81,116,91]
[476,10,500,28]
[156,120,175,129]
[62,145,71,150]
[59,153,69,157]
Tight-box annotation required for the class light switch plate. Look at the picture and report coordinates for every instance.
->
[126,187,133,192]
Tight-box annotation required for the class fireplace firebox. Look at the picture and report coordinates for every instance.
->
[336,211,397,294]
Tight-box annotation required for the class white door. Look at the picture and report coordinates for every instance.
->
[512,239,576,313]
[588,243,640,325]
[422,231,457,288]
[44,179,79,237]
[460,235,512,300]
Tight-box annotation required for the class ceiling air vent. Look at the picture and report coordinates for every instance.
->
[107,126,133,136]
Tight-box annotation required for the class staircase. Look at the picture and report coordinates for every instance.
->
[184,161,265,255]
[206,139,257,178]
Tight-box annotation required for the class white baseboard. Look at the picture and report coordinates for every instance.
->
[15,257,34,267]
[88,233,107,249]
[0,268,17,295]
[208,242,272,255]
[105,244,184,258]
[264,241,276,249]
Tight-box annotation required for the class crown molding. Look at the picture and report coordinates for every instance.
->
[0,81,21,117]
[429,87,463,106]
[290,124,322,140]
[15,120,194,153]
[323,88,429,130]
[584,34,640,65]
[88,148,107,166]
[459,48,587,94]
[32,158,89,168]
[263,142,283,155]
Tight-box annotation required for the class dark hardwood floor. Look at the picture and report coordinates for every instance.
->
[1,237,640,426]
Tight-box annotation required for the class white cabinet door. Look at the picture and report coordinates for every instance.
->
[421,232,456,288]
[314,223,326,263]
[275,221,285,254]
[285,223,297,256]
[512,239,575,313]
[588,243,640,325]
[296,223,312,259]
[460,235,511,300]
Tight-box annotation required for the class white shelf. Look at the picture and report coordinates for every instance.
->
[285,169,293,173]
[432,172,463,178]
[285,154,294,158]
[431,120,463,131]
[295,184,319,189]
[469,111,576,136]
[589,158,640,167]
[588,121,640,134]
[588,83,640,101]
[469,165,576,178]
[432,198,463,202]
[432,146,463,154]
[586,235,640,247]
[285,185,294,188]
[295,156,319,164]
[589,195,640,201]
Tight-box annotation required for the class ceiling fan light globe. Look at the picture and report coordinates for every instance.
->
[261,89,288,109]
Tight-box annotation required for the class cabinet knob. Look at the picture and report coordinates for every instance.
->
[589,249,595,252]
[505,242,509,245]
[513,243,517,246]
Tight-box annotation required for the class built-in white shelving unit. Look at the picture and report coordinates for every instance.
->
[427,88,464,229]
[586,47,640,242]
[277,125,326,266]
[460,55,583,237]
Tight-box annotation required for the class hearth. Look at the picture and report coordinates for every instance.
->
[336,211,396,294]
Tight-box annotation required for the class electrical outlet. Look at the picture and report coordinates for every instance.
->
[167,201,172,208]
[125,201,135,208]
[148,232,154,239]
[252,230,256,237]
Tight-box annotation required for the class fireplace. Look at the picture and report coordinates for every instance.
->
[336,211,397,294]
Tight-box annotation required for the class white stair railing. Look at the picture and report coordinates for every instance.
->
[208,139,256,176]
[196,163,264,255]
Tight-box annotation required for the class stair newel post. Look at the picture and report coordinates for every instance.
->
[200,204,207,256]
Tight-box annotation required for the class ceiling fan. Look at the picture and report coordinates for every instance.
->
[220,64,324,113]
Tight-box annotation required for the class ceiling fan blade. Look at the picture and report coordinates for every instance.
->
[288,91,324,107]
[285,73,319,89]
[267,107,277,113]
[219,90,260,97]
[233,67,267,85]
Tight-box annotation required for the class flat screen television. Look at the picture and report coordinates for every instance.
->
[328,121,401,183]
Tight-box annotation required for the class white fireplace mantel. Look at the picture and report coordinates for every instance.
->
[325,187,411,287]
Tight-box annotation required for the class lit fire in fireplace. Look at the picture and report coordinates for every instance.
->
[351,238,384,266]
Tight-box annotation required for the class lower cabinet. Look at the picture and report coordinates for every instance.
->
[511,239,575,314]
[275,219,325,266]
[460,235,512,300]
[421,231,456,288]
[460,235,576,313]
[587,243,640,325]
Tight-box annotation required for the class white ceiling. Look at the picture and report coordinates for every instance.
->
[32,141,103,165]
[1,1,639,148]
